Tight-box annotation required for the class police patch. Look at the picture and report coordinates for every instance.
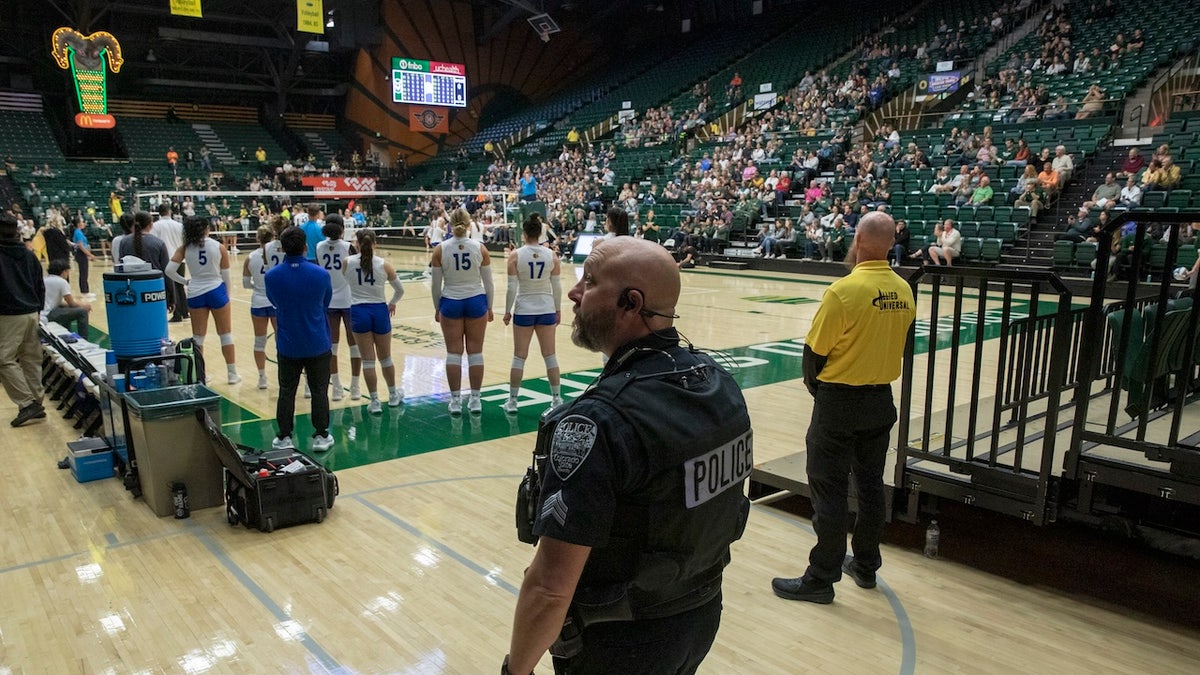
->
[551,414,597,480]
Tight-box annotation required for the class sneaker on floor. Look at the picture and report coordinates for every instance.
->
[271,435,294,451]
[310,433,334,452]
[332,385,344,402]
[503,397,519,414]
[448,394,463,415]
[367,398,382,415]
[349,383,361,400]
[227,372,242,385]
[303,383,311,398]
[771,576,834,604]
[11,398,44,425]
[388,389,404,407]
[468,394,482,415]
[841,556,877,589]
[551,395,564,408]
[257,374,269,390]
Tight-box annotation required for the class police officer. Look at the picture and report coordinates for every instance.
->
[507,237,752,675]
[772,211,916,604]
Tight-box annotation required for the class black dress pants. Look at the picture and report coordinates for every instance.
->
[803,385,896,585]
[276,352,331,439]
[553,593,722,675]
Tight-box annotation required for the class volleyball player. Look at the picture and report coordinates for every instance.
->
[166,216,241,384]
[502,213,562,414]
[242,226,277,389]
[343,230,404,414]
[431,208,493,415]
[317,214,362,401]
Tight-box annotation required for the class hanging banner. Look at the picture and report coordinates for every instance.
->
[170,0,203,18]
[301,176,378,193]
[918,71,961,96]
[297,0,324,34]
[410,105,449,134]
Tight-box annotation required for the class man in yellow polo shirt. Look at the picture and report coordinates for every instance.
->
[772,211,916,604]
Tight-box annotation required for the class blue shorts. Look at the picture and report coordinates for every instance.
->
[439,294,488,320]
[250,305,276,318]
[513,312,557,327]
[187,285,230,310]
[350,303,391,335]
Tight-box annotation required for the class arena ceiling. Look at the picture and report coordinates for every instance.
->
[0,0,805,108]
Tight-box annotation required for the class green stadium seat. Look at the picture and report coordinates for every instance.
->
[1053,240,1075,267]
[1075,242,1099,268]
[980,238,1003,262]
[961,237,982,261]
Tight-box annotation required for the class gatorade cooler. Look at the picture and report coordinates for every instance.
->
[103,270,169,359]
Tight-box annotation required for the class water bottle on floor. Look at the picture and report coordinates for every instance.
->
[924,519,940,559]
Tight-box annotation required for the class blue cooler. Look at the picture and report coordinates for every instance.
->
[103,271,169,359]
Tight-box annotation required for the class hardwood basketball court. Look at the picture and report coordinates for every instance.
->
[3,246,1198,673]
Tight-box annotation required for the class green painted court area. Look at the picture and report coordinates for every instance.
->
[86,280,1071,471]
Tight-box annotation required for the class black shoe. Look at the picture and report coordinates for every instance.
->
[169,317,184,323]
[57,456,70,469]
[11,402,45,427]
[771,576,834,604]
[842,556,877,589]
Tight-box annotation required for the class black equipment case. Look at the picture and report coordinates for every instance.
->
[197,410,337,532]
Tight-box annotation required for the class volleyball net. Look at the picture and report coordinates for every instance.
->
[130,189,523,244]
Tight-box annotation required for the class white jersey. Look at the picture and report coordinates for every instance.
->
[317,239,352,309]
[184,238,224,297]
[155,217,184,253]
[512,245,557,315]
[246,248,273,309]
[438,236,486,300]
[344,254,388,305]
[425,221,446,245]
[263,240,285,271]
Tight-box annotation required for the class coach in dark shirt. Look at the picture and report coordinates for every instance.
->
[265,226,334,453]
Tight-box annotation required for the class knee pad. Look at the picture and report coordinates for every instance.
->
[349,345,361,359]
[379,357,393,369]
[511,356,526,370]
[446,353,463,367]
[253,335,268,352]
[191,335,205,348]
[543,354,558,371]
[361,359,376,371]
[467,352,484,367]
[219,332,235,347]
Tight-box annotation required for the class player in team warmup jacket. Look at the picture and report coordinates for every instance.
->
[502,213,563,414]
[430,208,494,415]
[343,229,404,415]
[166,216,240,384]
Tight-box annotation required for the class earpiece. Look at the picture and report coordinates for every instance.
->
[618,287,638,311]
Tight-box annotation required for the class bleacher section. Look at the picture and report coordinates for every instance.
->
[973,0,1200,127]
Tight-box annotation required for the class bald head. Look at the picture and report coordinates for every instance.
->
[592,236,681,317]
[851,211,896,263]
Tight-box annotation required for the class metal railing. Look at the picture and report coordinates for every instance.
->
[896,266,1075,523]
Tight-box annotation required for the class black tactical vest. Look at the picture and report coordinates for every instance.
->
[531,340,753,622]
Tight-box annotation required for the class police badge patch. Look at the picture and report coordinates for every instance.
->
[551,415,598,480]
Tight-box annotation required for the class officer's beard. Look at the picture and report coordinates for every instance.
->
[843,241,858,271]
[571,305,615,353]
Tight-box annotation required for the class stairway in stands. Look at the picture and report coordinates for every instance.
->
[303,132,334,165]
[190,124,235,165]
[1004,145,1132,269]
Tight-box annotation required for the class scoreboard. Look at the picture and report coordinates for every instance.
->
[392,58,467,108]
